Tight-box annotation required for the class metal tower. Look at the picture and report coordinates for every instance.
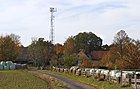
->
[50,7,57,44]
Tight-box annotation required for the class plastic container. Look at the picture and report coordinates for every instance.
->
[103,70,109,76]
[110,70,120,77]
[0,64,3,70]
[100,69,105,74]
[10,64,16,70]
[6,61,13,66]
[1,61,6,66]
[96,69,101,73]
[116,72,121,78]
[4,65,9,70]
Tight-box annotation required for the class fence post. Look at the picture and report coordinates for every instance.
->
[128,74,131,86]
[134,71,137,89]
[120,70,123,86]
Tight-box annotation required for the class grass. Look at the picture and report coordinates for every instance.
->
[0,70,49,89]
[42,70,134,89]
[29,71,67,89]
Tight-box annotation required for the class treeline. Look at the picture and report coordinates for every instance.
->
[28,32,106,68]
[0,30,140,69]
[101,30,140,69]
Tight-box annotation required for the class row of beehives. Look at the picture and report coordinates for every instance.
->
[52,66,140,88]
[0,61,16,70]
[0,61,27,70]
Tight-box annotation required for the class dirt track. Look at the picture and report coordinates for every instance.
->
[31,71,96,89]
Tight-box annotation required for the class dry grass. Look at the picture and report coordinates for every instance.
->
[29,71,67,89]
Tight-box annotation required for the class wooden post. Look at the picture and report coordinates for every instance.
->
[98,73,100,80]
[128,73,132,87]
[109,70,112,83]
[120,70,123,86]
[118,77,121,84]
[134,72,137,89]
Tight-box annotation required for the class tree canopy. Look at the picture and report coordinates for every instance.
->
[28,38,53,67]
[0,34,21,61]
[101,30,140,69]
[74,32,103,53]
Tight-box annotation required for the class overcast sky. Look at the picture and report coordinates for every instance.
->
[0,0,140,46]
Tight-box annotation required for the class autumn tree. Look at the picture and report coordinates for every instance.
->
[101,30,131,69]
[54,43,63,57]
[56,37,77,67]
[0,34,21,61]
[63,37,76,55]
[101,30,140,69]
[60,32,102,68]
[123,40,140,68]
[101,45,119,69]
[49,43,63,66]
[78,49,92,67]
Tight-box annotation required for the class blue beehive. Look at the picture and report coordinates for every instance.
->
[0,63,3,70]
[10,63,16,70]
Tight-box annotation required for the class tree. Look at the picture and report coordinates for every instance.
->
[113,30,132,69]
[101,45,119,69]
[74,32,102,53]
[0,34,21,61]
[28,38,53,67]
[63,37,76,55]
[78,49,92,67]
[62,32,102,68]
[102,30,132,69]
[113,30,131,59]
[101,30,140,69]
[54,43,63,56]
[58,53,78,68]
[123,40,140,69]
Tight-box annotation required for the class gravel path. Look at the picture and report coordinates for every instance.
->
[39,71,96,89]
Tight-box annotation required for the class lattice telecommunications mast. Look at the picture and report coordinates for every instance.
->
[50,7,57,44]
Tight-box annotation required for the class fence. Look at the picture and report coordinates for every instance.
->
[121,69,140,89]
[52,67,140,89]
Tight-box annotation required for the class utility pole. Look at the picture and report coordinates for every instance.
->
[50,7,57,44]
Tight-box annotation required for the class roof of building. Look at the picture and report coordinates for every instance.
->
[91,51,107,60]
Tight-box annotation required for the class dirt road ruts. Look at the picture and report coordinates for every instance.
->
[38,71,96,89]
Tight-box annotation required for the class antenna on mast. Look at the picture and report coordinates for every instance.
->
[50,7,57,44]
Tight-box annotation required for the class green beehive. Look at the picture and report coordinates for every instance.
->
[6,61,13,70]
[6,61,13,66]
[10,63,16,70]
[1,61,5,66]
[0,64,3,70]
[4,65,9,70]
[110,70,120,77]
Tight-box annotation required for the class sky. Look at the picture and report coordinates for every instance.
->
[0,0,140,46]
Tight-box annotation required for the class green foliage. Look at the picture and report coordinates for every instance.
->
[28,38,53,67]
[58,54,78,68]
[63,32,103,55]
[62,32,103,67]
[74,32,102,53]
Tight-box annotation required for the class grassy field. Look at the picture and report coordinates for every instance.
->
[29,71,67,89]
[42,70,134,89]
[0,70,49,89]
